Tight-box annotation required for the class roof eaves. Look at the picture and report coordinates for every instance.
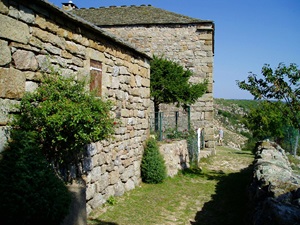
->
[96,21,214,28]
[33,0,152,60]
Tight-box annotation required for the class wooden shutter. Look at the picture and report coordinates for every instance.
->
[90,59,102,97]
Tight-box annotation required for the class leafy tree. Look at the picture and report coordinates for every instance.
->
[243,101,291,143]
[237,63,300,155]
[150,55,208,130]
[11,72,115,180]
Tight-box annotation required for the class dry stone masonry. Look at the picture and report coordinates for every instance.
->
[103,22,215,153]
[0,0,212,218]
[248,141,300,225]
[0,0,150,214]
[158,140,190,177]
[73,5,216,153]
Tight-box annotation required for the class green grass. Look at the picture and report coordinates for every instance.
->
[88,147,254,225]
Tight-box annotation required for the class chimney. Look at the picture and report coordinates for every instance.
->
[62,1,78,11]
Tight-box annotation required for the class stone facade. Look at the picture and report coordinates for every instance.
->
[0,0,150,214]
[100,22,215,153]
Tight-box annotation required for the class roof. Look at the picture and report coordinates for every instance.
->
[32,0,151,59]
[73,5,213,27]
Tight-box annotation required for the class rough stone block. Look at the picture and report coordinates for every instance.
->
[19,5,35,23]
[25,81,38,93]
[96,173,109,193]
[124,179,135,191]
[103,185,115,199]
[0,0,8,14]
[120,165,134,181]
[109,169,120,185]
[90,166,101,183]
[0,67,25,98]
[88,193,104,210]
[0,98,18,125]
[0,13,30,44]
[114,181,125,196]
[86,183,96,201]
[12,50,38,71]
[0,40,11,66]
[32,27,64,49]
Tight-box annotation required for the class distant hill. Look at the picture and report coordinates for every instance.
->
[213,98,258,150]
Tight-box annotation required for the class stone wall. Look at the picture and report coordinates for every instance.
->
[159,140,189,177]
[0,0,150,215]
[248,141,300,225]
[102,23,215,153]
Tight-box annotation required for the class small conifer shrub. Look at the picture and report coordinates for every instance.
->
[141,138,167,183]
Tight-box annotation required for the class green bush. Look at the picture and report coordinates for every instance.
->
[12,72,115,180]
[0,130,71,225]
[141,138,167,184]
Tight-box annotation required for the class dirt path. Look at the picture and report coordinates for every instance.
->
[203,146,254,172]
[190,146,254,225]
[88,146,254,225]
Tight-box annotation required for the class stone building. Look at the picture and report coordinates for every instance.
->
[0,0,151,214]
[0,0,215,217]
[73,5,215,152]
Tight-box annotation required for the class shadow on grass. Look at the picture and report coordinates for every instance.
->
[234,151,254,156]
[191,165,253,225]
[88,218,119,225]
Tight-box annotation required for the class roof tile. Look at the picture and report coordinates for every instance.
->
[73,5,211,26]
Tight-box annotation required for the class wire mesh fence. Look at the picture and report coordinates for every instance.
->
[149,110,190,141]
[149,109,205,165]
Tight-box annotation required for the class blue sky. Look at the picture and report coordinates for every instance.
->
[49,0,300,99]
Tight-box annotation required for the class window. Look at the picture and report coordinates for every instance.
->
[90,59,102,97]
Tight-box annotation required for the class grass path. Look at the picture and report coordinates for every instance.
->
[88,146,254,225]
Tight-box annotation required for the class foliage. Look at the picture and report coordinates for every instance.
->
[106,196,117,206]
[237,63,299,129]
[237,101,299,153]
[141,138,167,184]
[150,55,208,108]
[150,55,207,130]
[0,130,71,225]
[237,63,300,155]
[11,72,115,179]
[242,101,290,142]
[242,135,259,152]
[165,128,193,140]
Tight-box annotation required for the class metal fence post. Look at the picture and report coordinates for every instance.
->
[175,111,179,132]
[159,112,163,141]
